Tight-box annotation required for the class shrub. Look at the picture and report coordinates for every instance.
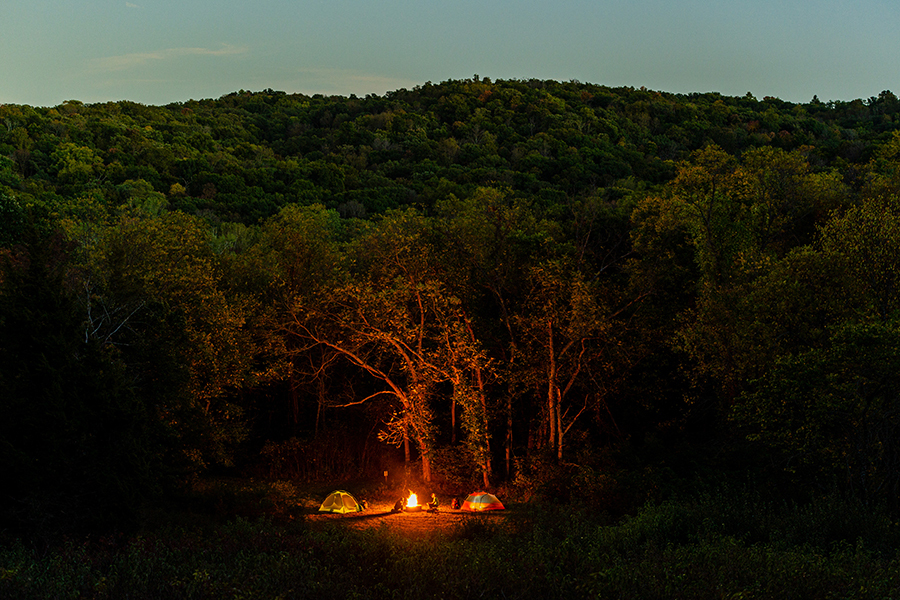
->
[4,485,900,599]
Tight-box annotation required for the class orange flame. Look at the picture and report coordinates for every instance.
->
[406,492,418,507]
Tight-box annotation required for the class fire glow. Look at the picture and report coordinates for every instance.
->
[406,492,418,508]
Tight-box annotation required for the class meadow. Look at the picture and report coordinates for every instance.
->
[2,478,900,600]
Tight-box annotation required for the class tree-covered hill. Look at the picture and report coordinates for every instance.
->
[4,79,900,534]
[3,79,899,225]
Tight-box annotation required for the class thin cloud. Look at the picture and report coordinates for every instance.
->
[91,45,248,72]
[125,2,140,8]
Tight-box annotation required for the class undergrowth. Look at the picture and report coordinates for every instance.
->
[2,486,900,599]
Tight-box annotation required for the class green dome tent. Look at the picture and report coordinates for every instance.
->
[461,491,505,511]
[318,490,364,513]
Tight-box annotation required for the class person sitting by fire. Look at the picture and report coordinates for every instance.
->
[427,493,439,512]
[392,497,405,513]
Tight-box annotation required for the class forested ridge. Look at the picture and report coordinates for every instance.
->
[4,78,900,535]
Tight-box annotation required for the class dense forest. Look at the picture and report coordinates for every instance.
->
[4,77,900,535]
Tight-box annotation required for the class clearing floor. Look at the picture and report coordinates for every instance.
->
[305,499,512,535]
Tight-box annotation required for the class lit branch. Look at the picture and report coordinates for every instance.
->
[330,389,396,408]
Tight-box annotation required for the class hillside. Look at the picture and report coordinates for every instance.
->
[3,79,900,535]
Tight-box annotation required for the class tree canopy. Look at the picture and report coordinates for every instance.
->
[4,79,900,532]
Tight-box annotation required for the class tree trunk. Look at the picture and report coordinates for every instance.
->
[547,320,558,454]
[464,316,492,487]
[403,417,411,465]
[556,389,564,461]
[451,395,457,444]
[475,372,492,488]
[506,393,513,478]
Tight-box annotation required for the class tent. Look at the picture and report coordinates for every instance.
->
[461,491,505,511]
[318,490,364,513]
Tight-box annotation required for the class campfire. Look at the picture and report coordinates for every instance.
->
[405,491,422,512]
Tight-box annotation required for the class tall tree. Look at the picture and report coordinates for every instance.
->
[287,209,457,481]
[732,195,900,506]
[671,145,846,400]
[86,211,256,470]
[238,204,344,432]
[0,224,162,533]
[516,260,618,461]
[433,187,547,477]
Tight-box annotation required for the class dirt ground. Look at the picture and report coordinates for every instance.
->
[305,499,513,535]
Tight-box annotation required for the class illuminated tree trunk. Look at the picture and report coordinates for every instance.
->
[451,396,457,445]
[420,442,432,481]
[555,388,564,462]
[406,381,435,482]
[545,318,591,462]
[547,320,559,452]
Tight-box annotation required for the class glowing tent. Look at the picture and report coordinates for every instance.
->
[318,490,364,513]
[461,491,505,511]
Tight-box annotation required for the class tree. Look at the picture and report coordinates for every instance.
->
[0,189,26,246]
[0,223,163,534]
[86,211,257,470]
[732,195,900,506]
[667,145,753,287]
[236,204,344,433]
[433,187,548,477]
[439,311,494,487]
[671,146,847,401]
[287,209,454,481]
[51,143,104,191]
[515,260,617,461]
[819,195,900,320]
[735,320,900,508]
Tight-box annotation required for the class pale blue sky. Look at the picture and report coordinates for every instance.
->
[1,0,897,106]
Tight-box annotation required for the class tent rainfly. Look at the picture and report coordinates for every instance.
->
[461,491,505,511]
[318,490,364,513]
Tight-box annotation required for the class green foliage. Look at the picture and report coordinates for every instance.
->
[3,80,895,229]
[90,211,257,470]
[3,491,900,599]
[428,445,481,489]
[735,319,900,505]
[726,196,900,503]
[819,194,900,319]
[7,80,900,532]
[0,190,26,245]
[0,224,164,535]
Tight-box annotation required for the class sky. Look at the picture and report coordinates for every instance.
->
[1,0,898,107]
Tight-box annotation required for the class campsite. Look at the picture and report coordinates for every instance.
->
[311,490,509,535]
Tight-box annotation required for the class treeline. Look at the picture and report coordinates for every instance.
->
[3,78,900,533]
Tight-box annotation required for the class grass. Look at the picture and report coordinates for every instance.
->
[2,480,900,599]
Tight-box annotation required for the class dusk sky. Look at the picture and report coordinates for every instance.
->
[1,0,897,107]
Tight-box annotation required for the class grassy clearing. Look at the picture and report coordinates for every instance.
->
[2,481,900,599]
